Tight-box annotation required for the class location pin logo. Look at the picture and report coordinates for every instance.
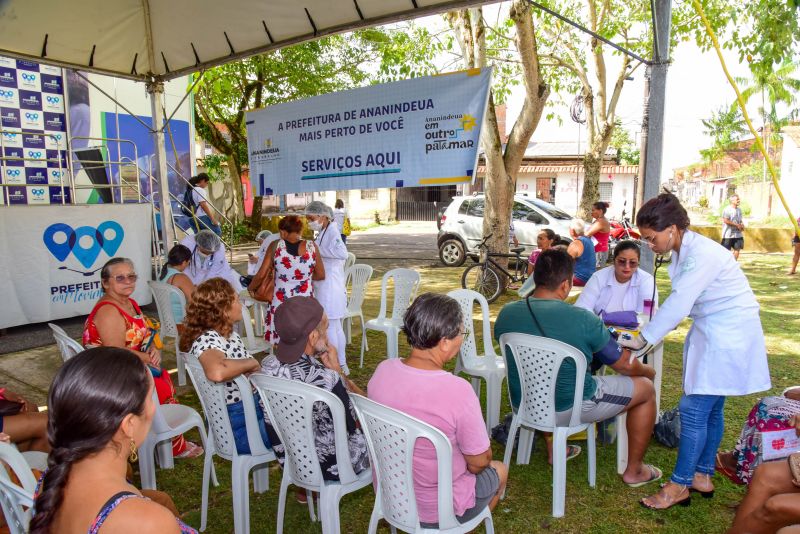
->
[97,221,125,257]
[71,226,104,269]
[42,223,75,262]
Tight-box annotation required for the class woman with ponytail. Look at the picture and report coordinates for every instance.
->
[29,347,196,533]
[159,244,195,324]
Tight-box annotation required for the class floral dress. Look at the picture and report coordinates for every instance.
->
[731,395,800,484]
[264,239,317,344]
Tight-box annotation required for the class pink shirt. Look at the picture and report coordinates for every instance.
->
[368,359,490,524]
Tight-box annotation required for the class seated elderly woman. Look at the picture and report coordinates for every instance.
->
[726,414,800,534]
[180,278,271,454]
[566,219,596,286]
[368,293,508,528]
[575,240,657,317]
[0,388,49,453]
[83,257,201,458]
[30,348,196,533]
[716,387,800,486]
[179,229,243,292]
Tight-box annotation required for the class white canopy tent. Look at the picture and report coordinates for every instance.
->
[0,0,502,251]
[0,0,672,270]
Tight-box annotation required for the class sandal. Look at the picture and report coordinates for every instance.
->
[640,483,691,510]
[174,441,204,459]
[690,473,715,498]
[566,444,582,462]
[625,464,662,488]
[715,452,745,486]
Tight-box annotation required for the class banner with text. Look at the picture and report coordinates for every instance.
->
[0,204,152,329]
[246,68,491,196]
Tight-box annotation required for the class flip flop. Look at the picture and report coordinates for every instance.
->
[566,444,582,462]
[174,441,204,459]
[625,464,663,488]
[715,452,745,485]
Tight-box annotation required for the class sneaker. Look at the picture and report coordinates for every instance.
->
[341,364,350,376]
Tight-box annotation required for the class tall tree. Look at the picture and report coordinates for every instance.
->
[446,1,550,259]
[532,0,649,219]
[194,28,439,222]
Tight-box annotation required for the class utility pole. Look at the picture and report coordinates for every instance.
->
[639,0,672,275]
[634,68,651,217]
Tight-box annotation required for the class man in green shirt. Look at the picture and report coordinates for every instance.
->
[494,248,660,487]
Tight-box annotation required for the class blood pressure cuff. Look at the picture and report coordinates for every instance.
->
[593,337,624,366]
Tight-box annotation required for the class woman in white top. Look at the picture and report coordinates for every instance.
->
[305,200,351,374]
[189,173,221,236]
[575,240,656,316]
[334,199,348,244]
[623,193,770,511]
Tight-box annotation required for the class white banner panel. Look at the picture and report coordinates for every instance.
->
[0,204,152,329]
[246,68,492,196]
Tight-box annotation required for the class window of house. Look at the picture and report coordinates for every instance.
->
[599,182,613,203]
[361,189,378,200]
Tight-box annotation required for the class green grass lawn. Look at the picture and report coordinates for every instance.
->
[155,254,800,533]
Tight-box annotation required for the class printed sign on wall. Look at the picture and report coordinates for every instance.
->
[0,56,68,205]
[246,68,491,196]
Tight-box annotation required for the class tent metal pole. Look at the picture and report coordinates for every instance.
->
[147,80,175,257]
[639,0,672,275]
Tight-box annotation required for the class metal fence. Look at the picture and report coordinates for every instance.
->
[396,201,439,221]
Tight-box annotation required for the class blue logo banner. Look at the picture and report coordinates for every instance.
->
[246,68,491,196]
[42,221,125,269]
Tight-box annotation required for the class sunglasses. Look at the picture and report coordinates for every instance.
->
[112,274,138,283]
[615,259,639,268]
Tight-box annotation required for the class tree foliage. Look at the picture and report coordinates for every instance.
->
[699,105,746,164]
[193,27,439,221]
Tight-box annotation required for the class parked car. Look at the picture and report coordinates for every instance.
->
[437,194,575,267]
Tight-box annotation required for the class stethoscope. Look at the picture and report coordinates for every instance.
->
[646,230,675,320]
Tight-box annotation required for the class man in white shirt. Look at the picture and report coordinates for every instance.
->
[188,173,221,236]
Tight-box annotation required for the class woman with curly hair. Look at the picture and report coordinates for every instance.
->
[29,347,196,533]
[180,278,271,454]
[249,214,325,346]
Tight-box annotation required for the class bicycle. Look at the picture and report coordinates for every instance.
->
[460,233,529,304]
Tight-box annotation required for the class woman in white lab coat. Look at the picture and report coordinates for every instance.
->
[625,193,770,510]
[305,201,351,374]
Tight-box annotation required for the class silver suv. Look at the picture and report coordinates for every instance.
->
[437,194,575,266]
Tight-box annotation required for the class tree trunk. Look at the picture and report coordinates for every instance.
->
[226,160,245,224]
[250,195,264,231]
[579,151,602,219]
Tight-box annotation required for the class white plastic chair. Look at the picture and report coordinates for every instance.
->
[363,268,420,362]
[250,374,372,534]
[148,280,188,386]
[0,442,36,534]
[446,289,506,432]
[138,389,214,494]
[343,264,374,365]
[498,333,596,518]
[184,354,275,534]
[240,292,269,338]
[238,304,272,355]
[48,323,83,362]
[351,394,495,534]
[344,251,356,272]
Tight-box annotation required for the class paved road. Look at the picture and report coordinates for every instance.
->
[346,221,439,261]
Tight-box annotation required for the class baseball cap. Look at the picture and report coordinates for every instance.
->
[274,297,324,363]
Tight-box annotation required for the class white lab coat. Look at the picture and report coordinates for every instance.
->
[179,234,243,293]
[575,265,657,315]
[247,233,281,276]
[641,231,770,396]
[313,221,348,319]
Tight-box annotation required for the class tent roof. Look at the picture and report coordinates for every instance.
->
[0,0,497,82]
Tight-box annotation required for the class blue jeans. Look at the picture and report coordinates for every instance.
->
[226,393,272,455]
[671,394,726,485]
[193,215,221,236]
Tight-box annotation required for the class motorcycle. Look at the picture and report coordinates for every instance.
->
[609,206,640,253]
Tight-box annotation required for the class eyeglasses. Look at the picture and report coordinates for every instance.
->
[615,259,639,268]
[113,274,138,283]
